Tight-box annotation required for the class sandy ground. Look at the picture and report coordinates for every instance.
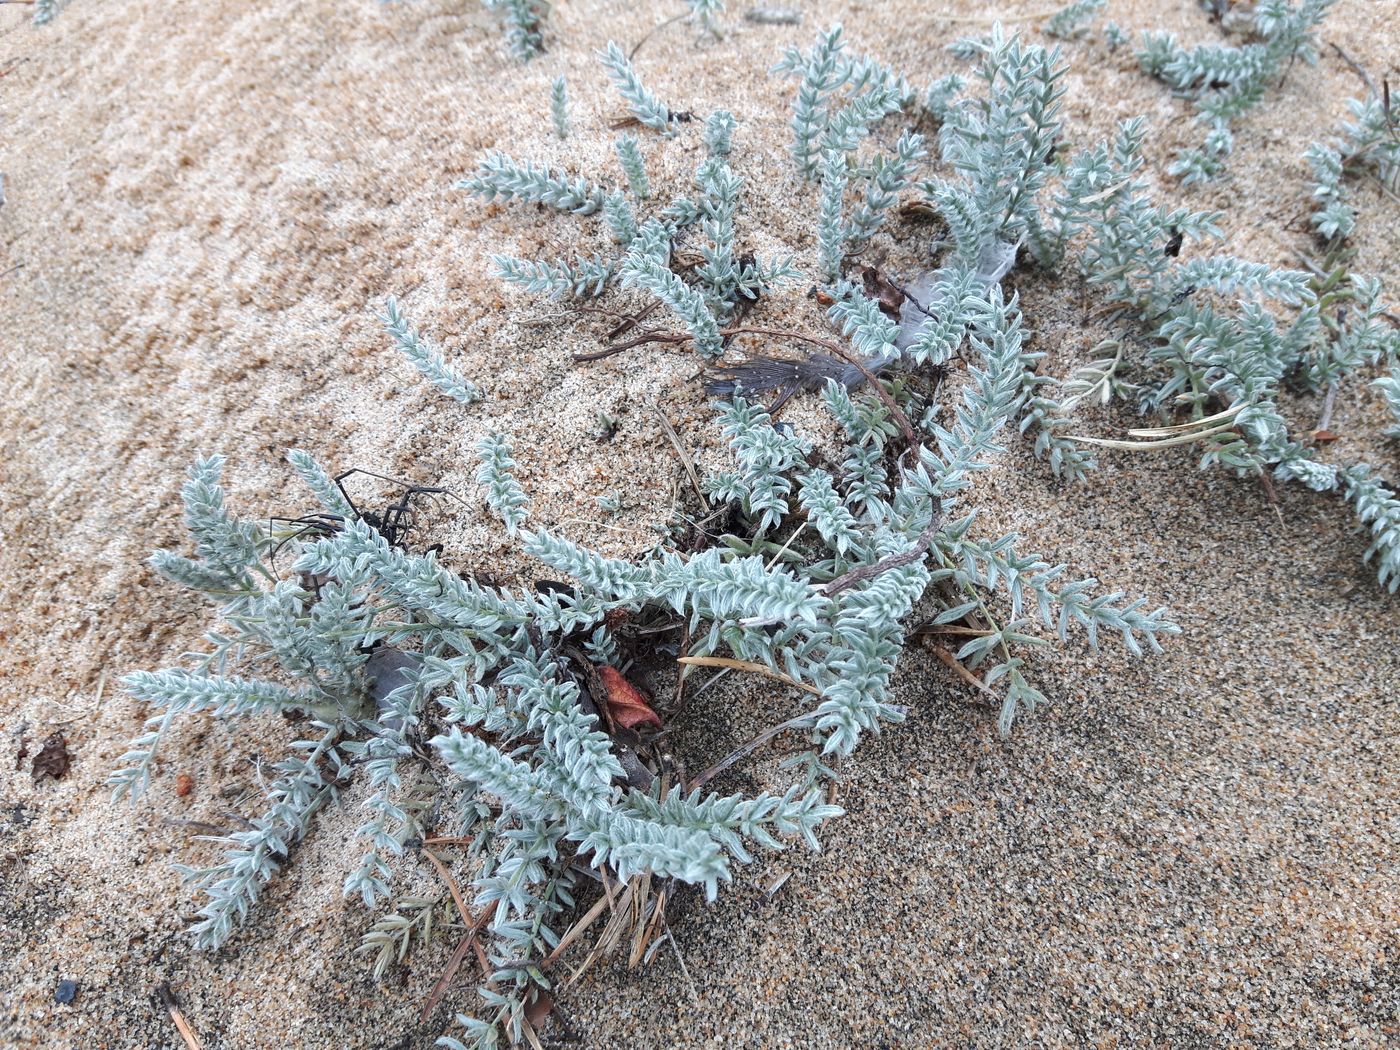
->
[1,0,1398,1046]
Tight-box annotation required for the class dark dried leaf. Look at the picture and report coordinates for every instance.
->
[31,733,71,783]
[525,988,555,1030]
[861,266,906,318]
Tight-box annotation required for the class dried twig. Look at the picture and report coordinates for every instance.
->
[1318,381,1339,432]
[628,11,688,61]
[687,712,817,790]
[155,983,204,1050]
[923,641,1000,699]
[1330,42,1377,98]
[417,851,495,1024]
[821,514,942,597]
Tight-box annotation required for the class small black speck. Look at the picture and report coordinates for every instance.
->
[55,979,77,1005]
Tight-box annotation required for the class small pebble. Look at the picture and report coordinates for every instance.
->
[54,980,77,1005]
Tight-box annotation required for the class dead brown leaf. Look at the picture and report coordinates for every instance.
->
[31,732,71,783]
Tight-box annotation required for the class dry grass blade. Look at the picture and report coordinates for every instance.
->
[687,712,818,791]
[677,655,822,696]
[653,405,705,504]
[1125,405,1242,438]
[627,872,656,969]
[1065,421,1238,450]
[543,888,613,968]
[421,849,473,928]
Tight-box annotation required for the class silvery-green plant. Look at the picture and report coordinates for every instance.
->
[1376,368,1400,439]
[1304,141,1355,242]
[475,431,530,535]
[688,0,724,36]
[773,25,912,182]
[613,134,650,199]
[468,53,784,305]
[921,73,965,123]
[1043,0,1105,40]
[600,41,677,136]
[549,76,569,139]
[459,154,606,215]
[927,25,1066,266]
[483,0,546,62]
[845,129,926,253]
[1338,94,1400,192]
[1046,114,1400,586]
[382,297,483,406]
[1303,91,1400,243]
[704,109,736,158]
[1134,0,1336,183]
[1342,465,1400,592]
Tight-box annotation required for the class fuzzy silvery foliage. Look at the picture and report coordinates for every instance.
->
[602,191,638,246]
[688,0,724,36]
[117,445,848,1004]
[476,431,530,535]
[845,129,926,253]
[704,109,736,158]
[460,154,605,215]
[614,134,650,200]
[549,76,569,139]
[1047,116,1400,587]
[622,220,725,355]
[815,149,849,284]
[1135,0,1336,183]
[773,25,913,181]
[1305,142,1356,242]
[1302,92,1400,242]
[114,455,373,946]
[382,297,483,406]
[493,255,617,299]
[921,74,965,124]
[1376,368,1400,439]
[1342,465,1400,592]
[1339,94,1400,192]
[611,158,795,346]
[703,396,811,534]
[926,25,1066,267]
[468,61,800,312]
[483,0,546,62]
[600,41,676,136]
[1043,0,1105,40]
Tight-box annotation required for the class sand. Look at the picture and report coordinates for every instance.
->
[1,0,1397,1046]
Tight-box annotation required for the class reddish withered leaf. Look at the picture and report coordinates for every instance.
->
[596,666,662,730]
